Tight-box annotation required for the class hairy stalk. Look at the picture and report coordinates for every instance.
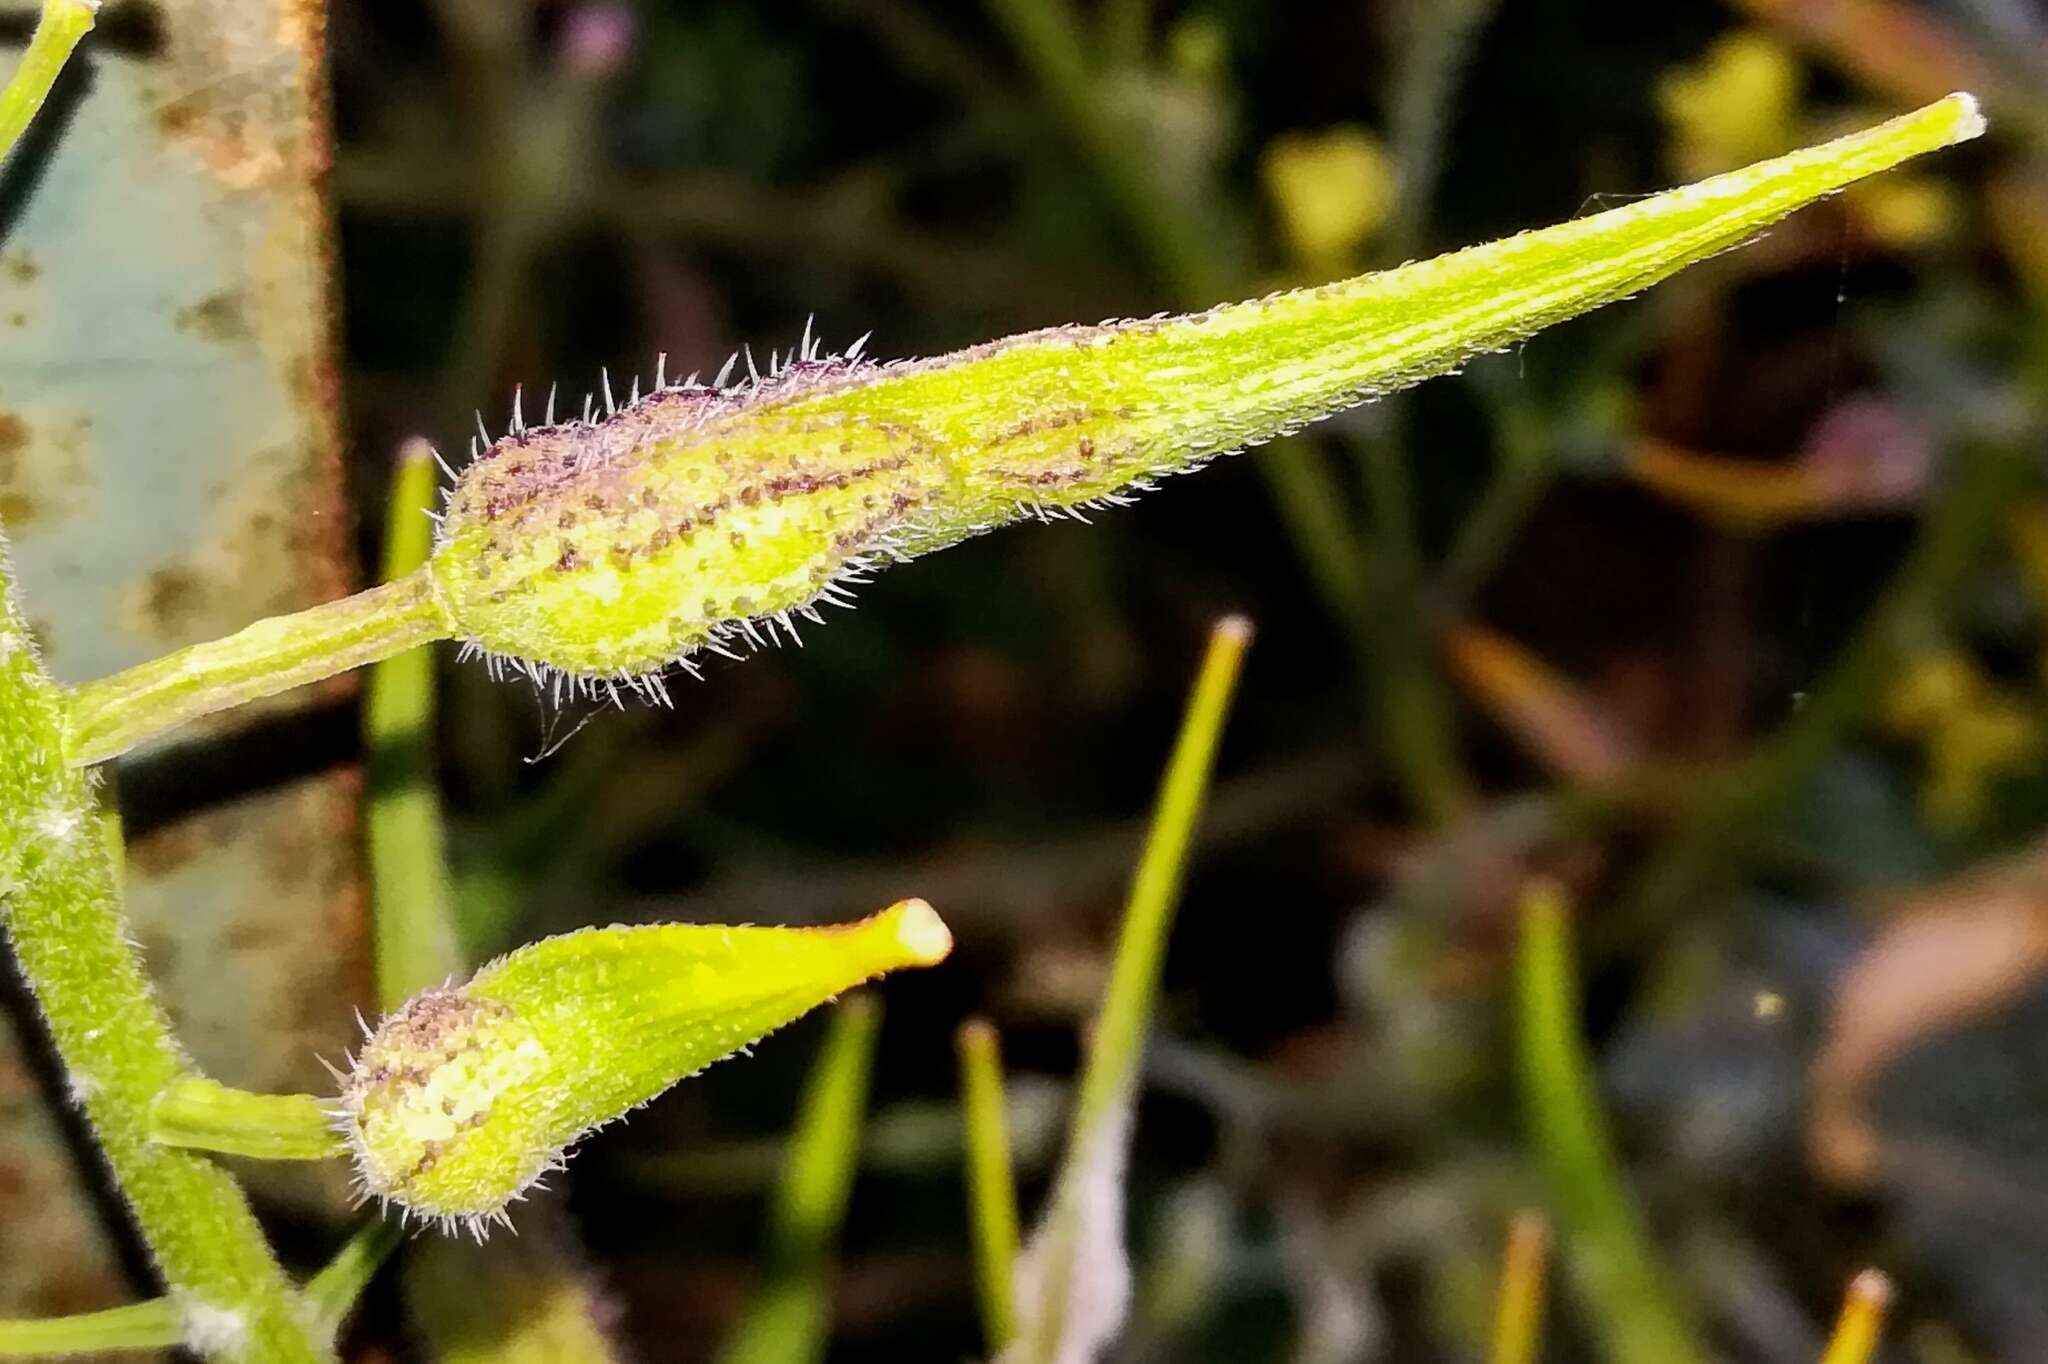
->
[66,569,450,767]
[0,547,328,1360]
[148,1077,339,1161]
[0,1301,180,1356]
[62,98,1980,760]
[0,0,96,166]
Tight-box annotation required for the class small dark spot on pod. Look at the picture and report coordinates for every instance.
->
[557,510,577,530]
[649,529,672,552]
[729,531,746,548]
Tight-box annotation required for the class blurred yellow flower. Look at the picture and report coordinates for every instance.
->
[1884,650,2042,829]
[1846,174,1958,248]
[1657,30,1801,179]
[1260,125,1395,271]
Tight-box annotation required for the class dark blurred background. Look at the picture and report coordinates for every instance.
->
[16,0,2048,1360]
[318,1,2048,1360]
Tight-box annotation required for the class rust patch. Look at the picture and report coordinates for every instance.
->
[175,289,251,343]
[1,251,37,285]
[137,566,208,637]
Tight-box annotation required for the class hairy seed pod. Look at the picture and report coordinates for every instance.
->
[338,899,952,1234]
[424,96,1980,687]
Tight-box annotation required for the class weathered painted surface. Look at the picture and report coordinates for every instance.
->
[0,0,367,1326]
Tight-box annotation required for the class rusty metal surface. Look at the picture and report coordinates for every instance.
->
[0,0,369,1319]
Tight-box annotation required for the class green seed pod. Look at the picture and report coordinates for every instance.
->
[338,898,952,1235]
[424,95,1981,690]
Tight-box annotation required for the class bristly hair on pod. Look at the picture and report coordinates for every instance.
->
[417,97,1986,706]
[333,899,953,1238]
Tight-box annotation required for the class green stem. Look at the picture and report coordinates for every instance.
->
[0,0,96,167]
[1012,617,1251,1364]
[1612,438,2027,949]
[147,1077,341,1161]
[368,442,463,1007]
[1515,883,1705,1364]
[306,1218,405,1334]
[0,562,328,1360]
[0,1216,406,1357]
[957,1018,1022,1352]
[0,1301,180,1357]
[65,568,452,767]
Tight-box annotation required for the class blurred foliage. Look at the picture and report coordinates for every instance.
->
[11,0,2047,1358]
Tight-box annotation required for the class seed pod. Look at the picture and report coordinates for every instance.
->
[425,96,1980,686]
[338,898,952,1234]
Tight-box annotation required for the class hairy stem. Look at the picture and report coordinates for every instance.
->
[0,1301,180,1357]
[147,1077,340,1161]
[0,554,328,1360]
[65,569,452,767]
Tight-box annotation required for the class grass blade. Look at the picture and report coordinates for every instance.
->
[959,1018,1023,1352]
[1514,882,1705,1364]
[1005,616,1253,1364]
[715,995,886,1364]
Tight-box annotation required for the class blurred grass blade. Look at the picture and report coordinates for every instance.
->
[364,441,618,1355]
[1514,882,1706,1364]
[368,438,463,1007]
[715,996,885,1364]
[1003,617,1253,1364]
[306,1218,405,1337]
[1444,624,1636,785]
[959,1018,1023,1353]
[1489,1210,1550,1364]
[1818,1270,1892,1364]
[0,1301,180,1356]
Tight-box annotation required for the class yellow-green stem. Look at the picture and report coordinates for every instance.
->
[0,576,328,1360]
[66,569,452,767]
[0,1301,180,1357]
[0,0,96,167]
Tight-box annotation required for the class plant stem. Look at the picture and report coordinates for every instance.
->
[0,557,329,1360]
[0,0,96,167]
[306,1219,406,1335]
[0,1219,403,1359]
[957,1018,1022,1353]
[0,1301,180,1356]
[1515,882,1705,1364]
[65,568,452,767]
[147,1077,340,1161]
[368,442,463,1007]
